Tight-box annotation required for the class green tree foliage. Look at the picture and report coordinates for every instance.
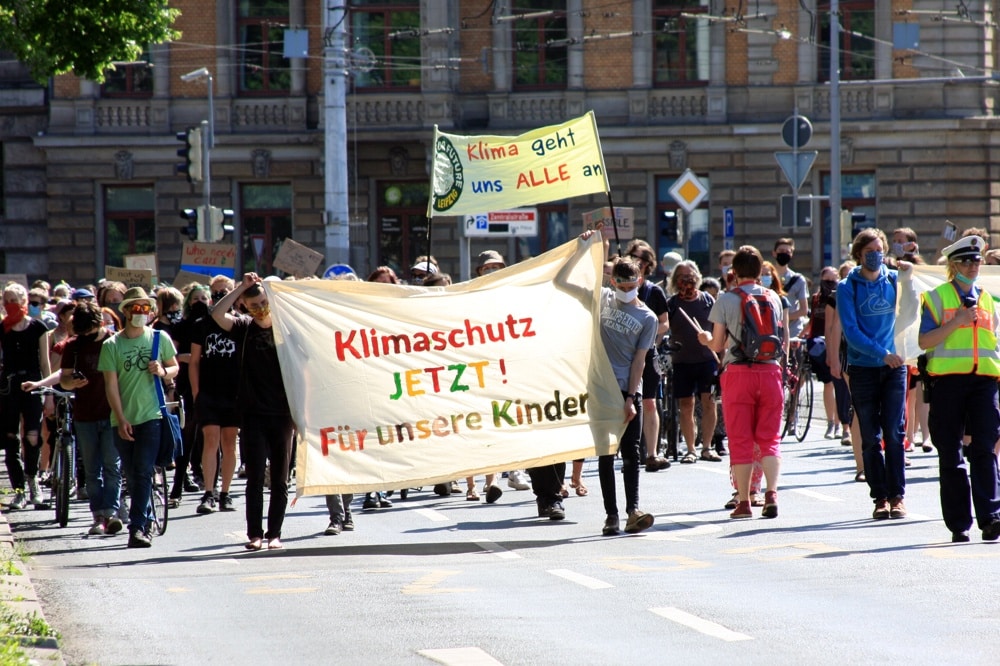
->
[0,0,180,82]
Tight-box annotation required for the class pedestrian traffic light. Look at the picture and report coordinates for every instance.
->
[180,208,199,241]
[207,206,235,242]
[176,126,203,183]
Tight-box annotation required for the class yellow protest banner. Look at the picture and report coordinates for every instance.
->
[427,111,610,218]
[266,237,624,495]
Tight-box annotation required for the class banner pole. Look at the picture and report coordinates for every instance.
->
[605,191,621,256]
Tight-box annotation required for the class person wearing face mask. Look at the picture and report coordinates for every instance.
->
[772,238,809,339]
[1,282,52,510]
[917,234,1000,543]
[58,301,123,536]
[837,227,910,521]
[99,281,126,331]
[476,250,506,277]
[806,267,842,440]
[717,249,735,286]
[665,260,720,464]
[27,287,58,331]
[99,287,179,547]
[212,273,294,551]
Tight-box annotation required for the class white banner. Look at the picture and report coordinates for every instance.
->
[266,238,625,495]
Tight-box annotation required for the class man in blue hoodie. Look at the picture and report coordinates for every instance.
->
[837,228,910,520]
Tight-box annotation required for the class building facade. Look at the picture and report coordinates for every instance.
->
[2,0,999,285]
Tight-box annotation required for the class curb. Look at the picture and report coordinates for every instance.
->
[0,509,65,665]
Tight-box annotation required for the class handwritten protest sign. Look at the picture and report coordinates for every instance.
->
[180,242,237,278]
[427,111,609,218]
[273,238,324,278]
[104,266,153,290]
[124,254,159,284]
[267,237,624,495]
[582,207,634,242]
[172,269,213,291]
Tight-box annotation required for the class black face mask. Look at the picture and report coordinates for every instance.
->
[166,311,183,325]
[775,252,792,267]
[188,301,210,320]
[821,279,837,292]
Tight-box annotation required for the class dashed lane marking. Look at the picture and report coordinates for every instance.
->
[547,568,614,589]
[471,538,522,559]
[246,587,317,595]
[239,574,310,582]
[602,555,712,572]
[723,542,842,561]
[415,508,451,522]
[789,488,843,502]
[402,570,475,595]
[418,647,505,665]
[650,606,753,641]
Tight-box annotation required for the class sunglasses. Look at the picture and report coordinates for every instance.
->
[29,301,45,307]
[128,303,152,314]
[956,258,981,266]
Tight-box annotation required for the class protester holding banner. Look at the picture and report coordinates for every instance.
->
[211,273,294,551]
[99,287,178,548]
[916,234,1000,542]
[1,282,52,510]
[836,229,909,520]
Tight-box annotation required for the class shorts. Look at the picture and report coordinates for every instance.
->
[1,383,43,436]
[196,392,240,429]
[641,348,662,400]
[811,353,833,384]
[907,366,920,391]
[673,361,718,399]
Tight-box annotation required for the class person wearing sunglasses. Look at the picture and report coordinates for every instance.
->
[27,287,58,331]
[917,234,1000,543]
[99,287,179,548]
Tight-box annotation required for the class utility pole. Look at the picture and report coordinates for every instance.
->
[829,0,842,261]
[323,4,350,266]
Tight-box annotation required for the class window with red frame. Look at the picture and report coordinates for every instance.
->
[818,1,875,81]
[102,55,153,97]
[351,2,421,90]
[512,0,567,90]
[653,1,710,86]
[105,186,155,268]
[238,0,291,94]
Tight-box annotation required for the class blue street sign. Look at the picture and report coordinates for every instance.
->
[723,208,734,238]
[323,263,355,279]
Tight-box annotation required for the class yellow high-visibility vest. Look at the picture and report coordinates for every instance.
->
[922,282,1000,376]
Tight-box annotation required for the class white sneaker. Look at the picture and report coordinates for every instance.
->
[824,422,836,439]
[507,470,530,491]
[9,490,27,510]
[28,477,45,507]
[88,518,106,536]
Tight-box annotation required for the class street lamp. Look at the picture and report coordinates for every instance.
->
[180,67,214,212]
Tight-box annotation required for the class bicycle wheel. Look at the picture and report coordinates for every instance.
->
[55,437,72,527]
[151,466,169,535]
[793,365,814,442]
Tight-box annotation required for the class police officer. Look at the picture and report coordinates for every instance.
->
[917,234,1000,543]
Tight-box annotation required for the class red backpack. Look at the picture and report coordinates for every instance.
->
[729,288,783,362]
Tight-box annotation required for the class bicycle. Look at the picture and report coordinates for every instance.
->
[149,463,169,535]
[32,386,76,527]
[655,338,682,460]
[781,338,814,442]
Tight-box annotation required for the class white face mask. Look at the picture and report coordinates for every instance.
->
[615,287,638,303]
[130,314,147,328]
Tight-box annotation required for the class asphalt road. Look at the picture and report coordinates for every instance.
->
[7,392,1000,666]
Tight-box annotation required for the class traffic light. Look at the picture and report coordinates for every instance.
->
[207,206,235,241]
[176,126,203,183]
[180,208,199,241]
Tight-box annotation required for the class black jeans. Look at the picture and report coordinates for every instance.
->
[599,394,642,517]
[527,463,566,508]
[241,413,294,541]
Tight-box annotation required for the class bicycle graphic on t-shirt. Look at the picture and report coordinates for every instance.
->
[121,347,152,372]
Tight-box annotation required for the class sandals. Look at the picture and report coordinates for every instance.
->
[245,538,263,551]
[569,481,588,497]
[700,449,722,462]
[681,452,698,464]
[466,488,480,501]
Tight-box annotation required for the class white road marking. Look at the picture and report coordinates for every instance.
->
[693,465,729,475]
[790,488,843,502]
[547,568,613,589]
[418,647,505,665]
[414,508,451,522]
[905,513,934,521]
[471,538,521,559]
[650,607,753,641]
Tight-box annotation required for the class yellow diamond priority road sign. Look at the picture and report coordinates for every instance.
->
[668,169,709,213]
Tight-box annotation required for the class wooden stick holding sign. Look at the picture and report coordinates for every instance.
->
[676,306,721,364]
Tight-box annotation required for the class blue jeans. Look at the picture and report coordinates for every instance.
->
[114,419,160,536]
[76,419,121,518]
[848,365,907,501]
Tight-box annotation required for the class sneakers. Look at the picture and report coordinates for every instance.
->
[644,455,671,472]
[362,494,379,509]
[342,514,355,531]
[237,464,246,479]
[730,501,752,519]
[952,530,971,543]
[921,441,934,453]
[105,516,124,535]
[713,435,728,456]
[873,498,891,520]
[889,497,906,519]
[507,470,530,490]
[378,494,393,508]
[538,500,566,520]
[624,509,655,534]
[88,517,107,536]
[196,492,216,514]
[982,519,1000,541]
[762,491,778,518]
[485,484,503,504]
[324,519,343,535]
[28,477,45,508]
[127,531,152,548]
[9,490,27,511]
[602,514,621,536]
[218,493,236,512]
[841,434,852,447]
[824,421,836,439]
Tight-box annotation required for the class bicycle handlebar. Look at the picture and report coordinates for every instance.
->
[31,386,75,400]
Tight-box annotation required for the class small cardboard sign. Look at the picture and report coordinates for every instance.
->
[180,242,238,278]
[273,238,324,278]
[104,265,154,290]
[124,253,159,284]
[582,207,634,242]
[0,273,29,289]
[172,269,213,291]
[941,220,958,242]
